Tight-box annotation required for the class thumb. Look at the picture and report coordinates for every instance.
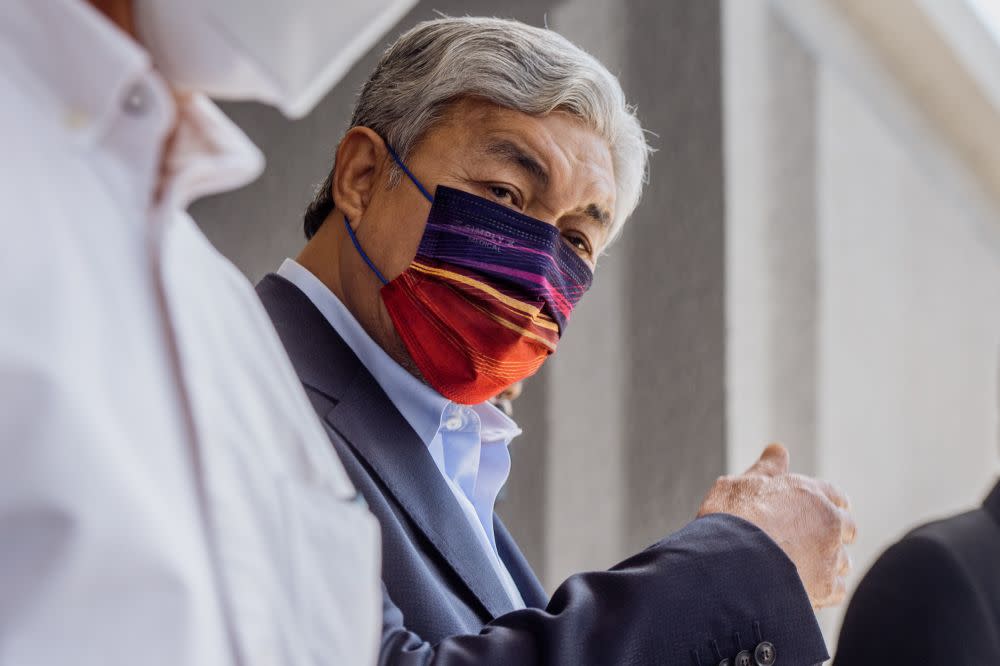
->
[746,443,790,477]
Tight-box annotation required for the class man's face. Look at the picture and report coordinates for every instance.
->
[313,97,617,379]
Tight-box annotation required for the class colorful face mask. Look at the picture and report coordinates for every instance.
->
[343,146,594,404]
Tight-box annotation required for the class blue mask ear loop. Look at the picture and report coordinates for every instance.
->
[342,215,389,286]
[385,143,435,203]
[341,142,434,287]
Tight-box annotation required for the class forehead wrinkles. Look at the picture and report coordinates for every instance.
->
[491,126,612,194]
[543,134,616,223]
[427,101,616,214]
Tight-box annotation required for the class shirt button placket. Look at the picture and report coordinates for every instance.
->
[443,405,463,432]
[122,81,151,116]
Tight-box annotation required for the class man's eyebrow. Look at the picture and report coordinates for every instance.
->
[483,139,549,187]
[482,138,612,227]
[584,202,612,227]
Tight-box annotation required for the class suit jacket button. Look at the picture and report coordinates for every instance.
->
[734,650,753,666]
[716,659,732,666]
[754,641,776,665]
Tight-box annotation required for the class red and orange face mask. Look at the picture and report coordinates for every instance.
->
[343,146,594,404]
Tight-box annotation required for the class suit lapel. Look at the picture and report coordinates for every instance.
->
[257,274,361,401]
[494,516,548,609]
[327,368,517,619]
[258,273,518,619]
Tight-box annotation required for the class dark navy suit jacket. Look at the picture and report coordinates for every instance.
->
[258,273,828,665]
[836,480,1000,665]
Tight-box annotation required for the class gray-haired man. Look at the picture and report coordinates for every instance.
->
[257,17,854,665]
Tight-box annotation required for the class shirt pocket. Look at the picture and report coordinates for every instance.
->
[278,479,381,666]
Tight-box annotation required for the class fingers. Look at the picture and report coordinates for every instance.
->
[745,443,790,477]
[786,473,858,548]
[813,521,854,609]
[832,575,847,604]
[495,381,523,402]
[835,545,852,577]
[813,549,851,609]
[816,479,850,509]
[839,507,858,545]
[815,575,848,609]
[493,398,513,417]
[817,480,857,545]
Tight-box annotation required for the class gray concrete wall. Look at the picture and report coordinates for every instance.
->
[192,0,727,589]
[619,0,726,554]
[724,0,820,476]
[725,0,1000,646]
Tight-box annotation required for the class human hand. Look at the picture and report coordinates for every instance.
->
[488,381,523,417]
[696,443,856,608]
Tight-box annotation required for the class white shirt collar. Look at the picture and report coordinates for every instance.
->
[8,0,264,210]
[160,94,265,209]
[8,0,151,147]
[278,257,526,610]
[276,259,522,447]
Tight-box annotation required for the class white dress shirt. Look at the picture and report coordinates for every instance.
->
[0,3,381,665]
[277,259,527,609]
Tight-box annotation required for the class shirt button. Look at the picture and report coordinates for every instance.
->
[753,642,776,665]
[734,650,753,666]
[122,82,151,115]
[444,414,463,431]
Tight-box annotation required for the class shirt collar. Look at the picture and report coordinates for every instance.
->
[6,0,151,146]
[8,0,264,208]
[161,94,265,209]
[277,259,521,446]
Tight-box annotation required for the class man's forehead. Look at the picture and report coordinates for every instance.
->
[442,98,529,124]
[436,99,600,156]
[423,98,617,240]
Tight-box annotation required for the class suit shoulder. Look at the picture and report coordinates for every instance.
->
[836,528,997,664]
[869,531,973,587]
[905,507,997,562]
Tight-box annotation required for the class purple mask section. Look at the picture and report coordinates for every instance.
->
[414,185,593,330]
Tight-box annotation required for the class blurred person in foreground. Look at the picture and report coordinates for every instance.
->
[0,0,416,664]
[836,437,1000,662]
[257,17,857,665]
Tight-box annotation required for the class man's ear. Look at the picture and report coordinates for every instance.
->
[332,127,387,228]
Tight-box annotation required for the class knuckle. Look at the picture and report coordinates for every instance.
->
[819,499,840,526]
[788,472,809,486]
[841,511,858,537]
[712,474,735,489]
[834,507,849,527]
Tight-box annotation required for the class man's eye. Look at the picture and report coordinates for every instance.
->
[488,185,518,206]
[564,233,592,257]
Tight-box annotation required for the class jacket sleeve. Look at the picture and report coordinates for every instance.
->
[378,514,829,665]
[835,535,994,666]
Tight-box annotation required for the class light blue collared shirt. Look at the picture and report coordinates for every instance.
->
[277,259,526,609]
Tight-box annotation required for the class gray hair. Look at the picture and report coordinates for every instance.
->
[303,16,650,242]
